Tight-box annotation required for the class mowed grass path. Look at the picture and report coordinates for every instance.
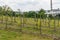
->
[0,30,53,40]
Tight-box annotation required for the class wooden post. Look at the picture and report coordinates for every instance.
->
[23,13,24,27]
[11,12,13,24]
[40,15,42,35]
[1,15,3,23]
[13,12,16,23]
[48,15,50,29]
[20,14,22,32]
[53,17,56,35]
[5,12,8,29]
[34,13,36,28]
[36,14,38,29]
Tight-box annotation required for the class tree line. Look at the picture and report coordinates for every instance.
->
[1,5,56,19]
[2,5,47,18]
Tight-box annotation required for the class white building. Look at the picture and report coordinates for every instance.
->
[45,8,60,17]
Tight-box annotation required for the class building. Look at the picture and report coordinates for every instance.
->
[45,8,60,17]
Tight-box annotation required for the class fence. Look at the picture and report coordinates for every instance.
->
[0,13,60,38]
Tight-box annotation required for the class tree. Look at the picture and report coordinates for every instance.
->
[18,9,22,17]
[24,11,37,18]
[23,12,28,17]
[38,9,46,18]
[0,6,3,15]
[1,5,13,16]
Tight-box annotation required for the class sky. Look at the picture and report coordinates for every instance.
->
[0,0,60,11]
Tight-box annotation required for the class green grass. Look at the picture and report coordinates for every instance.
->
[0,30,53,40]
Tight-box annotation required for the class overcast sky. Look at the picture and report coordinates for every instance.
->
[0,0,60,11]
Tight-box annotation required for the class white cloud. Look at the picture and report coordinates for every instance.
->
[0,0,60,11]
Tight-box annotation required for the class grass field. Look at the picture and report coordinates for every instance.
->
[0,30,53,40]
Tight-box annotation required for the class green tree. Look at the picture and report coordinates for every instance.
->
[38,9,46,18]
[0,6,3,15]
[24,11,37,18]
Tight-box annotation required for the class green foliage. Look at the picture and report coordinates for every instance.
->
[23,8,47,18]
[38,9,46,18]
[23,11,37,18]
[39,9,45,15]
[0,5,47,18]
[0,5,13,16]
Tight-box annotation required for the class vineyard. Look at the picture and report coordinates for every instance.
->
[0,15,60,40]
[0,0,60,40]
